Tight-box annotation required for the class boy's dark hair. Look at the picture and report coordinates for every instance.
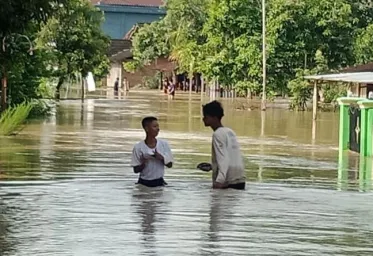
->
[141,116,158,129]
[202,100,224,119]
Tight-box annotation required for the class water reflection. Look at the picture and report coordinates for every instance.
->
[337,151,373,192]
[200,192,228,256]
[131,186,168,256]
[0,199,16,256]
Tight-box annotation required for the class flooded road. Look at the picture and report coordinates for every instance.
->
[0,91,372,255]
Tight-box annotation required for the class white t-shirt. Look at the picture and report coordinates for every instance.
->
[211,127,246,184]
[131,139,173,181]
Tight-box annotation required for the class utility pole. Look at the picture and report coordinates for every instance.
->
[261,0,267,111]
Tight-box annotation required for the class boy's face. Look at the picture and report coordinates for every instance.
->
[203,115,214,127]
[145,120,160,137]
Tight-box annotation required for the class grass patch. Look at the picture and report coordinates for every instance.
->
[0,102,34,136]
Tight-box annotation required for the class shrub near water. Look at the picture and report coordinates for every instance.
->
[0,102,34,136]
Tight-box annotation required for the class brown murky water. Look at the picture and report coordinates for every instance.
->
[0,90,372,255]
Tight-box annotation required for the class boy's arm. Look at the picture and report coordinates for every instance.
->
[212,133,229,187]
[164,141,174,168]
[131,146,146,173]
[154,141,174,168]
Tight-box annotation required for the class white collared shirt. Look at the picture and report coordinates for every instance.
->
[131,139,173,180]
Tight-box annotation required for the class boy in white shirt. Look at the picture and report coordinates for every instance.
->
[131,116,173,187]
[202,101,246,190]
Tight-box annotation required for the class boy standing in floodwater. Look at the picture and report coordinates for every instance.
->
[202,101,246,190]
[131,116,174,187]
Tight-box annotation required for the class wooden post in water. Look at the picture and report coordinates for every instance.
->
[201,76,204,99]
[261,0,267,111]
[312,81,318,120]
[189,73,193,97]
[160,71,163,90]
[1,72,7,111]
[81,76,85,103]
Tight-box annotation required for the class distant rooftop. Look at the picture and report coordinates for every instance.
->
[91,0,163,7]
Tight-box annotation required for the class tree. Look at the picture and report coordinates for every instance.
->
[124,20,170,72]
[125,0,373,105]
[354,24,373,64]
[201,0,262,91]
[0,0,66,111]
[126,0,208,81]
[165,0,208,79]
[38,0,110,99]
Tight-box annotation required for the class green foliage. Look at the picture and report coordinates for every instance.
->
[123,61,139,73]
[288,69,312,111]
[129,21,170,67]
[165,0,208,75]
[7,48,55,105]
[0,102,33,136]
[321,84,347,104]
[354,24,373,64]
[28,99,55,119]
[129,0,373,106]
[142,72,162,89]
[201,0,262,86]
[37,0,110,98]
[36,78,56,99]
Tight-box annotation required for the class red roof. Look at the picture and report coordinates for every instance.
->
[91,0,163,7]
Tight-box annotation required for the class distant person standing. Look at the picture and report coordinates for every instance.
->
[168,80,175,100]
[163,78,170,95]
[114,77,119,97]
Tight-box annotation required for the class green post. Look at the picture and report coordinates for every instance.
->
[337,97,365,187]
[357,99,373,191]
[337,97,365,155]
[357,100,373,157]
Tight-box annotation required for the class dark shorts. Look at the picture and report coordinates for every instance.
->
[227,182,246,190]
[137,177,167,187]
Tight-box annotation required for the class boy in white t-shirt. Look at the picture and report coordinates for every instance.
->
[131,116,173,187]
[202,101,246,190]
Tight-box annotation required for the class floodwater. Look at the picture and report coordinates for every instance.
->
[0,90,372,255]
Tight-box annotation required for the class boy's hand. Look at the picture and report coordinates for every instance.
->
[154,149,164,162]
[212,182,227,189]
[140,155,149,165]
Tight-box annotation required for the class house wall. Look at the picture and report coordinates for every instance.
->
[96,5,165,39]
[123,57,175,88]
[107,61,123,88]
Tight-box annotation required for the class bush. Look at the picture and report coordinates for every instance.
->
[28,99,55,119]
[0,102,34,136]
[142,72,161,89]
[288,69,312,111]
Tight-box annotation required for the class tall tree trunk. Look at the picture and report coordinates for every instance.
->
[1,68,7,112]
[55,77,64,100]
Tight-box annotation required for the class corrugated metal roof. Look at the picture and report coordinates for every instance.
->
[108,39,132,56]
[341,63,373,73]
[304,72,373,84]
[92,0,163,7]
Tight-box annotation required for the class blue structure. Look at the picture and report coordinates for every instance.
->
[93,1,166,39]
[91,0,167,91]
